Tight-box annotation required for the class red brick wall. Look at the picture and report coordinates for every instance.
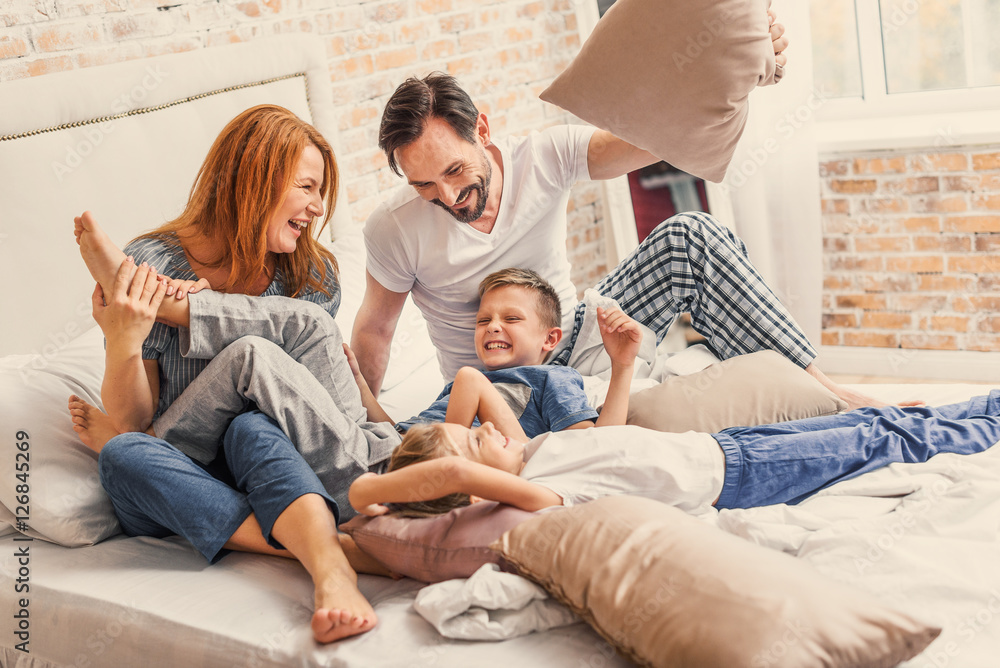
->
[2,0,608,294]
[820,146,1000,353]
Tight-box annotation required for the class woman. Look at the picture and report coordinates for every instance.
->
[71,105,395,643]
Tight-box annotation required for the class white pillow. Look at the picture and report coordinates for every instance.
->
[0,326,121,546]
[328,228,439,395]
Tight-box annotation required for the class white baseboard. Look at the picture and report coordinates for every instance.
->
[818,346,1000,383]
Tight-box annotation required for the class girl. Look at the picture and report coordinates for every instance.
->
[350,392,1000,518]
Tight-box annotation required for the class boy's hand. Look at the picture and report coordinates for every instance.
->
[343,343,370,390]
[598,307,642,368]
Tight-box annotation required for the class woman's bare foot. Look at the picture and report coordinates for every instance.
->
[311,566,378,643]
[68,394,122,453]
[74,211,130,295]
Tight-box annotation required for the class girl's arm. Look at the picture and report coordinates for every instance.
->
[445,367,529,442]
[349,457,562,515]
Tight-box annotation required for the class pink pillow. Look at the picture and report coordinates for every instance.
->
[341,502,536,583]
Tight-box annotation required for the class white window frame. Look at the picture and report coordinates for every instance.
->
[816,0,1000,152]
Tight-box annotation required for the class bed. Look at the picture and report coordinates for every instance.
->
[1,35,999,668]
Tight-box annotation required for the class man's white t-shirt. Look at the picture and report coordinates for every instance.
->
[363,125,596,380]
[520,427,725,514]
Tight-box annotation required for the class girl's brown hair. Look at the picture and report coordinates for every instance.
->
[138,104,339,297]
[386,423,472,517]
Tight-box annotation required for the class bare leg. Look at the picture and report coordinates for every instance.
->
[223,515,395,578]
[268,493,378,642]
[805,363,924,410]
[74,211,190,328]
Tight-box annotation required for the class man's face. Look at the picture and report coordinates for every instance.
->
[395,116,493,224]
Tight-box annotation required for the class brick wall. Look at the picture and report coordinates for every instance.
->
[820,146,1000,353]
[1,0,608,295]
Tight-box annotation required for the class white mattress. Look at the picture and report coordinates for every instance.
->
[2,383,998,667]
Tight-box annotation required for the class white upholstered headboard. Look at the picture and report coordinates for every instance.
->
[0,35,352,356]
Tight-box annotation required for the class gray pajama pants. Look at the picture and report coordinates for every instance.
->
[150,291,400,518]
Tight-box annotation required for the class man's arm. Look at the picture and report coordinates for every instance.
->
[349,458,561,515]
[586,130,659,181]
[350,270,409,397]
[342,343,396,425]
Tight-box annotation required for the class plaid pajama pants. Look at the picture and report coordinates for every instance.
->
[551,211,817,369]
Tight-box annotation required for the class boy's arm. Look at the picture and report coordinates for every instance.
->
[445,367,529,442]
[349,457,561,515]
[343,343,395,424]
[594,307,641,428]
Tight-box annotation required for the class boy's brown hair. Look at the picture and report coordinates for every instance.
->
[386,423,472,517]
[478,267,561,329]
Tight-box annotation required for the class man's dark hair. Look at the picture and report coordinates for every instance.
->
[378,72,480,177]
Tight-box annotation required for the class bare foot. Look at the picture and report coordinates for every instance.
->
[311,567,378,643]
[804,362,925,410]
[68,394,121,453]
[74,211,130,295]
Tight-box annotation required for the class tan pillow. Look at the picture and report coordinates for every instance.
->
[627,350,848,433]
[493,496,940,668]
[541,0,779,182]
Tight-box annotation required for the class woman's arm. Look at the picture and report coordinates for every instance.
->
[349,458,562,515]
[96,261,165,432]
[445,367,529,442]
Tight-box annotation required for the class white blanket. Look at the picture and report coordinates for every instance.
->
[413,564,579,640]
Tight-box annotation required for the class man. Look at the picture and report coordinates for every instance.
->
[350,21,893,410]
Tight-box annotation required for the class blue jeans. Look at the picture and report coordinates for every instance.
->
[714,390,1000,509]
[99,411,336,563]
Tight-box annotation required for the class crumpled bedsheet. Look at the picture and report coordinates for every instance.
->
[412,564,579,640]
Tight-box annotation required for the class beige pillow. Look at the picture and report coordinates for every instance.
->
[493,496,940,668]
[627,350,847,433]
[541,0,779,182]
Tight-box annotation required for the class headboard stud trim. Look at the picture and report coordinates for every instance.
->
[0,72,307,143]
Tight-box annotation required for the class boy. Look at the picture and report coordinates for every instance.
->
[349,393,1000,517]
[348,267,643,442]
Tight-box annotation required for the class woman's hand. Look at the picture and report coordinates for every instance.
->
[160,275,212,301]
[93,258,167,355]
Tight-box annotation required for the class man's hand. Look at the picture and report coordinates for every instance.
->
[768,8,788,68]
[93,259,167,355]
[598,307,642,368]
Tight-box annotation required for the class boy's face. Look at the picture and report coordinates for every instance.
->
[441,422,525,475]
[474,285,561,370]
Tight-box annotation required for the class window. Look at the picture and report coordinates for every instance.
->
[810,0,1000,146]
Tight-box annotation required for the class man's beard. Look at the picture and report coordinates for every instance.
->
[432,149,493,223]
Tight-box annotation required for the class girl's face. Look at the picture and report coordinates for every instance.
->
[441,422,525,475]
[265,143,326,255]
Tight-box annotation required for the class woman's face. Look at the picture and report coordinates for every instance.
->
[265,143,326,255]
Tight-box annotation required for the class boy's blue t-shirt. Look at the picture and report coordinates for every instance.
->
[396,365,599,437]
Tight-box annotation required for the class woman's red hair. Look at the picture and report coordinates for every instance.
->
[140,104,339,297]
